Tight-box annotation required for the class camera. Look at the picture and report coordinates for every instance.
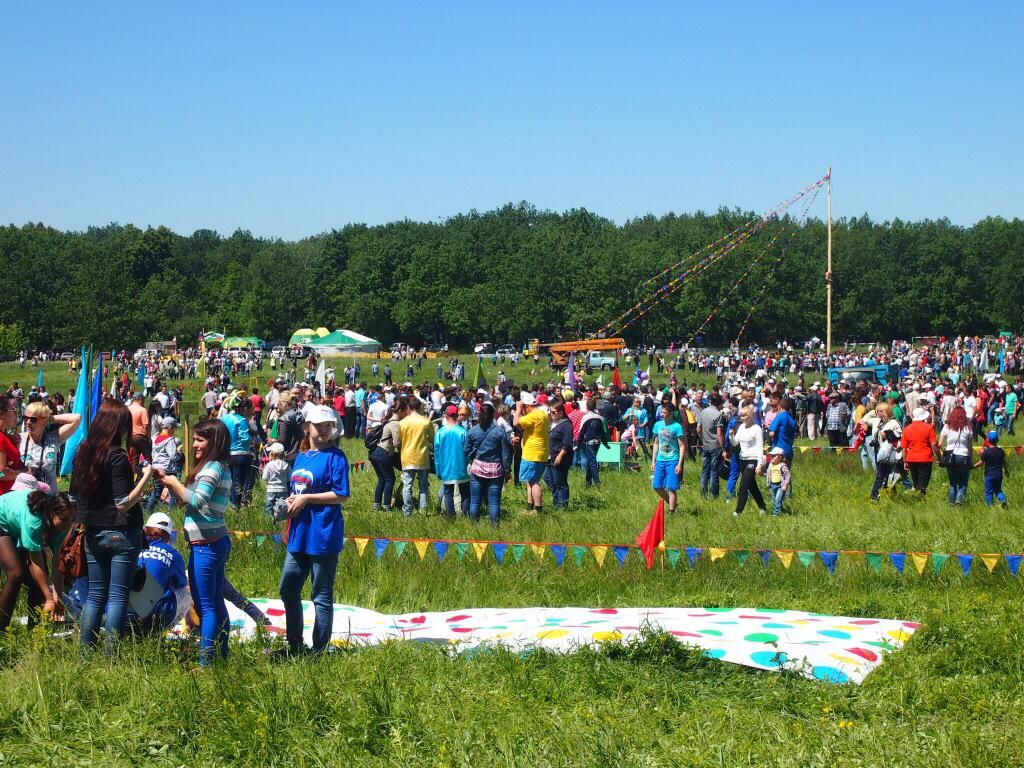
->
[272,497,290,523]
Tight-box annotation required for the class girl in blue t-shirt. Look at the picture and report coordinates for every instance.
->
[278,406,350,655]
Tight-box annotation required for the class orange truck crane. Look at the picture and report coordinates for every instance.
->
[542,337,626,369]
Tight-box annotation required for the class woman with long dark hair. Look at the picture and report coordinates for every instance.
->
[466,402,512,524]
[157,419,233,665]
[939,405,972,505]
[72,399,152,650]
[0,488,76,629]
[368,397,407,511]
[0,394,26,495]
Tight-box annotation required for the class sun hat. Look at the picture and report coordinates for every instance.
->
[144,512,173,535]
[912,407,929,422]
[11,473,51,495]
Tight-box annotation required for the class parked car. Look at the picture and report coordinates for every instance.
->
[496,344,517,355]
[425,343,446,353]
[473,342,493,354]
[59,352,75,361]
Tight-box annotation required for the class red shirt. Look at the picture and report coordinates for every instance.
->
[902,421,937,463]
[0,431,26,495]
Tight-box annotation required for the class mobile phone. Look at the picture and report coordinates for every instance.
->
[139,456,150,468]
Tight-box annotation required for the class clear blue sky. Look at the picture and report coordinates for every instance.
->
[3,1,1021,239]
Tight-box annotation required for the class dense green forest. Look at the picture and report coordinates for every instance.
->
[1,204,1021,353]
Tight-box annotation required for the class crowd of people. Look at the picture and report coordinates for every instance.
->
[0,334,1019,662]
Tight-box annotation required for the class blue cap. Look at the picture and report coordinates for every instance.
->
[987,430,999,442]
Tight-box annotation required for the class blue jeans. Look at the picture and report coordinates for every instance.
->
[229,454,254,508]
[543,462,570,508]
[700,448,722,498]
[401,469,429,516]
[469,474,504,524]
[368,447,395,509]
[264,491,286,518]
[80,526,143,651]
[984,475,1006,505]
[189,536,232,665]
[442,481,470,516]
[582,441,600,486]
[769,481,785,515]
[860,443,877,472]
[946,455,969,504]
[355,411,366,439]
[144,476,177,513]
[726,452,742,497]
[279,551,339,653]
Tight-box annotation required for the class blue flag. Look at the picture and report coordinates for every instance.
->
[59,346,91,476]
[136,364,146,388]
[550,544,567,567]
[819,551,839,574]
[89,357,103,426]
[374,538,390,559]
[37,368,43,389]
[492,542,507,565]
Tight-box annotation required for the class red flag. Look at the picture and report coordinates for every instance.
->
[635,499,665,570]
[612,366,623,389]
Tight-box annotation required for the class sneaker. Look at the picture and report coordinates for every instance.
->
[732,510,740,517]
[1002,501,1009,509]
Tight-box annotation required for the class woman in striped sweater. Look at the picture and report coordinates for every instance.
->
[157,419,233,666]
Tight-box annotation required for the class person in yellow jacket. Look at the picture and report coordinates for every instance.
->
[399,398,434,516]
[513,392,550,515]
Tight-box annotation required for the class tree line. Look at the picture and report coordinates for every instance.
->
[1,204,1021,354]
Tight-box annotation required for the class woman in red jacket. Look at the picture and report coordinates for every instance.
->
[902,407,940,495]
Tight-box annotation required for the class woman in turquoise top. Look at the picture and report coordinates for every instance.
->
[0,488,76,630]
[158,419,233,665]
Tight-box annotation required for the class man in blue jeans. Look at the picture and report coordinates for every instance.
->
[575,400,610,487]
[698,394,725,498]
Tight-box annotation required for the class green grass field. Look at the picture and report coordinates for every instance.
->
[1,360,1021,766]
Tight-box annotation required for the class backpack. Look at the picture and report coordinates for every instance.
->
[364,423,385,452]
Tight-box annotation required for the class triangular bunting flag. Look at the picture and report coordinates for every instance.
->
[888,552,906,574]
[530,544,546,562]
[776,550,794,569]
[865,552,883,573]
[472,542,488,562]
[353,537,369,557]
[550,544,567,566]
[980,554,1000,573]
[666,548,682,568]
[709,547,728,562]
[272,534,283,546]
[957,553,973,576]
[255,534,267,547]
[414,540,430,560]
[572,546,588,567]
[591,546,608,568]
[493,543,508,565]
[757,549,771,567]
[1005,554,1022,576]
[843,550,865,565]
[799,446,810,453]
[612,546,629,567]
[170,531,178,544]
[434,541,449,562]
[685,546,703,568]
[819,551,838,574]
[797,551,816,568]
[734,549,749,567]
[812,447,821,454]
[511,544,526,562]
[374,538,390,559]
[393,541,407,559]
[910,552,928,576]
[931,553,949,573]
[455,542,469,561]
[1016,445,1023,456]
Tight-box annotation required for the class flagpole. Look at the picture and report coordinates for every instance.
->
[825,165,833,355]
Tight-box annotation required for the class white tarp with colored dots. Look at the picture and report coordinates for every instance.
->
[229,600,918,684]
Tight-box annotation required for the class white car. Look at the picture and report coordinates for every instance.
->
[271,346,286,359]
[474,343,493,354]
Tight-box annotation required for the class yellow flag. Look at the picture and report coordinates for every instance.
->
[776,550,794,569]
[591,546,608,567]
[473,542,488,561]
[981,554,1000,572]
[709,547,728,562]
[531,544,546,561]
[799,446,810,453]
[353,537,369,557]
[234,531,250,540]
[911,552,929,576]
[414,540,430,560]
[842,550,865,564]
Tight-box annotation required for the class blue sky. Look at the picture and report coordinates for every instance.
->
[2,1,1021,239]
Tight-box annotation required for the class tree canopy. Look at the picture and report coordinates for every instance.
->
[1,204,1020,351]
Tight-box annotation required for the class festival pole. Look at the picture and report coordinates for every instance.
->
[825,165,833,355]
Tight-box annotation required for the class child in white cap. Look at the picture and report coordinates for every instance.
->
[261,442,289,518]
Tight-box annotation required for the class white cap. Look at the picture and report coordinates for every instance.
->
[268,442,285,454]
[307,405,338,424]
[912,407,929,422]
[769,447,785,456]
[145,512,173,534]
[520,392,536,406]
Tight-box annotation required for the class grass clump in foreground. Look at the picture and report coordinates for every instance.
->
[0,360,1022,765]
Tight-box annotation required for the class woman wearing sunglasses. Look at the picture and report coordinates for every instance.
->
[20,402,81,495]
[0,395,26,496]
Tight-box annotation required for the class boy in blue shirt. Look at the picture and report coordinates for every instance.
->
[651,397,685,514]
[974,431,1009,508]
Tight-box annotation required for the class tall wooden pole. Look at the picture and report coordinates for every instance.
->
[826,166,833,355]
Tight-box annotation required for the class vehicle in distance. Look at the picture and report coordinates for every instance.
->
[827,364,891,386]
[474,342,493,354]
[495,344,517,355]
[59,352,75,361]
[425,343,446,353]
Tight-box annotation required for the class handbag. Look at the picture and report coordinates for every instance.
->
[938,450,952,467]
[57,523,88,579]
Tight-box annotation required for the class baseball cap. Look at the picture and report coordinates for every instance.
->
[144,512,173,534]
[537,393,549,405]
[307,405,338,424]
[988,430,999,442]
[161,417,177,429]
[131,392,144,400]
[769,447,785,456]
[11,472,51,495]
[268,442,285,454]
[445,404,458,417]
[520,392,536,406]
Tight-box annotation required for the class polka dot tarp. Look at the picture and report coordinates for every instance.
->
[224,602,918,684]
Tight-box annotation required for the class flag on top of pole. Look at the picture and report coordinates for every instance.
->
[635,499,666,570]
[60,346,91,476]
[567,352,575,386]
[89,348,103,427]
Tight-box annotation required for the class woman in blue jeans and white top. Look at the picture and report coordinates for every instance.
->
[279,405,350,655]
[71,399,152,652]
[158,419,233,665]
[466,403,512,525]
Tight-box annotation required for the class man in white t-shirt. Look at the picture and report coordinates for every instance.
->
[366,397,388,431]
